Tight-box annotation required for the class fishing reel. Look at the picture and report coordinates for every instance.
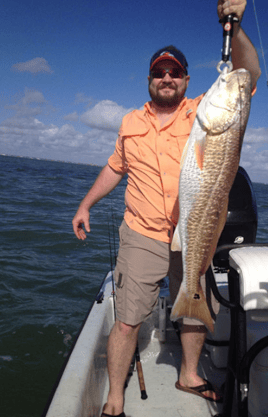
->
[217,14,239,73]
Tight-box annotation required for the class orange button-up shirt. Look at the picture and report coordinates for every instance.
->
[108,95,204,243]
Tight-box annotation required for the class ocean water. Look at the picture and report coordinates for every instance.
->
[0,155,126,417]
[0,155,268,417]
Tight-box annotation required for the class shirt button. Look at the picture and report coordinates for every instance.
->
[167,194,170,198]
[160,152,163,156]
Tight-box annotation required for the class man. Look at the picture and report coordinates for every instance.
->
[73,1,261,416]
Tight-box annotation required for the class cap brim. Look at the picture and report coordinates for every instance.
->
[150,55,185,72]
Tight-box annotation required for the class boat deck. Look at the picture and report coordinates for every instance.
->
[43,272,244,417]
[102,306,226,417]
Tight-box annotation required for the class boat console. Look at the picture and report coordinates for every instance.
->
[207,167,268,417]
[213,166,258,270]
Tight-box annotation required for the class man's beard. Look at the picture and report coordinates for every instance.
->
[149,85,182,108]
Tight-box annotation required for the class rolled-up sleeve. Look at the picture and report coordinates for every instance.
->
[108,133,128,174]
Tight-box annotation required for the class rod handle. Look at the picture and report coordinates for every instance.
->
[135,345,148,400]
[136,361,148,400]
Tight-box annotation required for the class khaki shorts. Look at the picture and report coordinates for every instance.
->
[114,220,219,326]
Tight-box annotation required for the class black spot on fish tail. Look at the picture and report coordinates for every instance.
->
[170,287,214,333]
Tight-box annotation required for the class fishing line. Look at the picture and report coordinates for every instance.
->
[110,205,119,268]
[108,218,114,272]
[108,202,148,400]
[108,212,117,320]
[252,0,268,86]
[237,72,243,153]
[109,203,120,316]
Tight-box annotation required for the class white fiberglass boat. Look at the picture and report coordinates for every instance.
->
[42,168,268,417]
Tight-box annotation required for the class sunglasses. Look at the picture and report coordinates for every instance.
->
[150,68,185,79]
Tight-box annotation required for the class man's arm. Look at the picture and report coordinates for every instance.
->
[231,27,261,88]
[218,0,261,89]
[72,164,125,240]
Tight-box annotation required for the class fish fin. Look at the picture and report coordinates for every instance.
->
[180,139,189,169]
[194,135,207,171]
[202,200,229,274]
[170,286,214,333]
[171,224,181,252]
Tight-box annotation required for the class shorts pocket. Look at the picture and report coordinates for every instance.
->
[114,241,128,290]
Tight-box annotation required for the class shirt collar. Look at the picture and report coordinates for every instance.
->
[144,98,189,130]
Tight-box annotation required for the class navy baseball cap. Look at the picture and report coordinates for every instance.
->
[149,47,188,75]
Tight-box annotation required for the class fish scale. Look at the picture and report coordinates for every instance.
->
[171,68,252,332]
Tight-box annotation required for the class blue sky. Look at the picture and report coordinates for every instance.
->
[1,0,268,183]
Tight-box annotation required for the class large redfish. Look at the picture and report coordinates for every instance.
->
[170,68,252,332]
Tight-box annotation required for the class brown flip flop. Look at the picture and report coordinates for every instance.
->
[175,379,223,403]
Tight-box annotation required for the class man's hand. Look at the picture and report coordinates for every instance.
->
[71,164,124,241]
[72,206,90,240]
[217,0,247,23]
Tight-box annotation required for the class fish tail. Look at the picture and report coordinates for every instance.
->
[170,286,214,333]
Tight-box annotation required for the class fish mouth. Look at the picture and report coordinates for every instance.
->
[210,101,233,112]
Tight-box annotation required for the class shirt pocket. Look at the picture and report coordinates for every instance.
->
[124,133,156,163]
[121,119,150,164]
[168,113,193,160]
[176,134,190,159]
[123,136,144,163]
[167,134,190,162]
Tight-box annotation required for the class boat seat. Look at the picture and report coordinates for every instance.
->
[218,245,268,417]
[229,246,268,313]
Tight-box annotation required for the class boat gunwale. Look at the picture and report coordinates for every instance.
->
[41,271,114,417]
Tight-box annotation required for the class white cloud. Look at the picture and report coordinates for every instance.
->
[23,89,46,105]
[240,127,268,183]
[1,89,268,181]
[74,93,92,105]
[257,144,268,152]
[0,114,117,164]
[4,88,48,118]
[0,90,119,164]
[80,100,134,131]
[2,116,44,131]
[63,111,79,122]
[244,127,268,144]
[11,57,53,74]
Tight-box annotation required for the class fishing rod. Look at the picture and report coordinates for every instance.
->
[108,210,148,400]
[252,0,268,87]
[108,217,117,320]
[218,6,268,87]
[135,345,148,400]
